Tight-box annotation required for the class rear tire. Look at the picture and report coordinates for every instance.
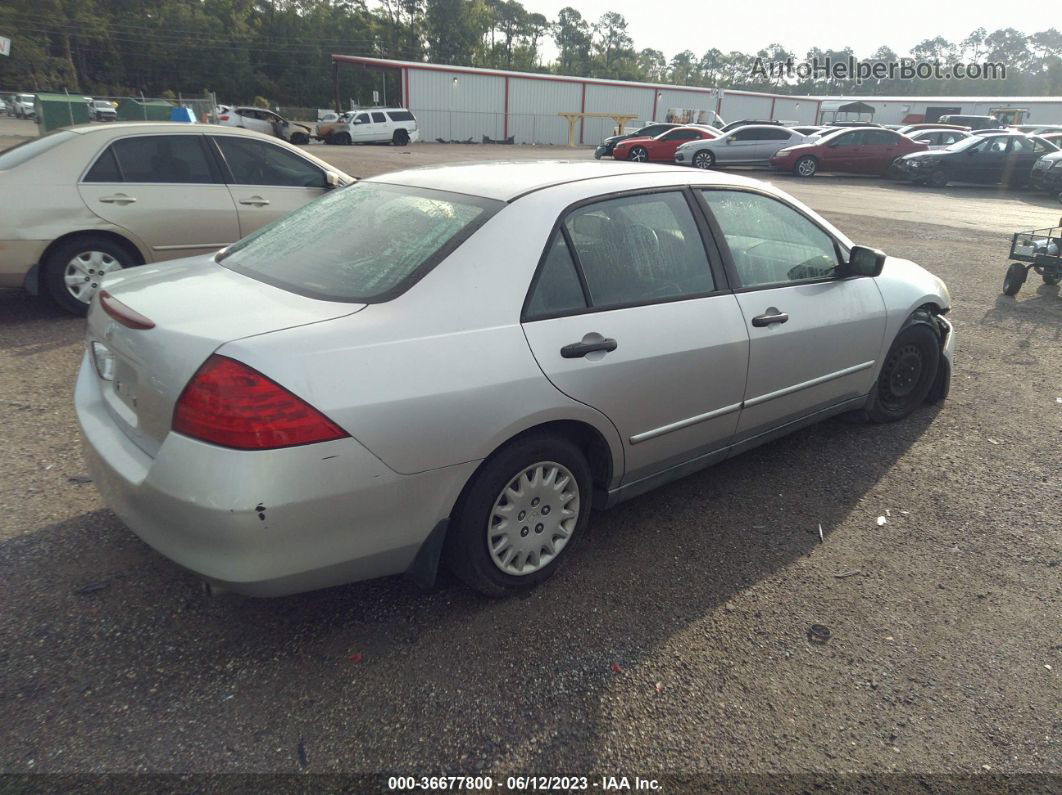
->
[393,129,410,146]
[1003,262,1027,295]
[43,235,137,316]
[794,156,817,177]
[1043,272,1061,286]
[444,434,592,597]
[867,324,941,423]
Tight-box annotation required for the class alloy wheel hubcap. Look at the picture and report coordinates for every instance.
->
[487,461,579,576]
[632,149,646,161]
[884,344,923,400]
[695,153,711,168]
[64,250,121,304]
[798,160,815,175]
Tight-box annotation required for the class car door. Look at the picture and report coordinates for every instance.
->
[820,130,860,171]
[698,188,887,443]
[521,189,750,483]
[210,135,331,235]
[719,128,760,163]
[349,112,373,142]
[1004,136,1049,184]
[759,128,798,162]
[869,130,905,172]
[651,129,700,161]
[78,133,241,259]
[370,111,389,142]
[844,130,879,173]
[972,136,1010,182]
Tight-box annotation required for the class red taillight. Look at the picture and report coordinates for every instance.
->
[218,114,229,121]
[172,355,347,450]
[99,290,155,329]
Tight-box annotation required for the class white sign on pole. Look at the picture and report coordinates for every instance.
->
[372,90,379,104]
[0,36,11,57]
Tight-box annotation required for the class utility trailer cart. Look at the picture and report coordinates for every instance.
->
[1003,219,1062,295]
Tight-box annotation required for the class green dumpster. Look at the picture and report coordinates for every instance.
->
[116,98,174,121]
[34,93,91,134]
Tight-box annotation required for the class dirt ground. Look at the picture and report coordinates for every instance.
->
[0,118,1060,785]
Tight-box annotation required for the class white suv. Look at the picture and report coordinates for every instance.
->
[325,108,420,146]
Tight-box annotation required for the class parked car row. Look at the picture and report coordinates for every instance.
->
[598,119,1062,199]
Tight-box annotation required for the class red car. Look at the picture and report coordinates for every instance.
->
[770,128,928,177]
[612,126,717,162]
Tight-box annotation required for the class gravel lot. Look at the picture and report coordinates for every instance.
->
[0,119,1060,782]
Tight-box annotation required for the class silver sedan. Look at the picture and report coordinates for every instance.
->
[675,125,809,169]
[77,162,953,597]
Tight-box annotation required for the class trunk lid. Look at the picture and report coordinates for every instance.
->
[86,255,363,457]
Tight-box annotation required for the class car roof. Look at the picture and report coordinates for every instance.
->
[728,124,797,132]
[63,122,276,138]
[365,160,767,202]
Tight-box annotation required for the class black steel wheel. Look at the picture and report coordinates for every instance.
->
[867,324,941,423]
[1003,262,1027,296]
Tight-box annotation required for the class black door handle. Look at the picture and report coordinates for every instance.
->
[561,338,618,358]
[751,309,789,327]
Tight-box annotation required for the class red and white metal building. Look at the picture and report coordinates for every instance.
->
[331,55,1062,146]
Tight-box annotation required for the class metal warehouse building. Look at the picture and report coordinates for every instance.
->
[331,55,1062,146]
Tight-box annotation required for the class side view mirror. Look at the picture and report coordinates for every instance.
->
[841,245,886,277]
[325,172,342,189]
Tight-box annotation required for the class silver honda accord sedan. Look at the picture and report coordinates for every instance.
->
[76,161,954,597]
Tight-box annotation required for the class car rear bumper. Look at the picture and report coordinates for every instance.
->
[409,129,421,143]
[75,354,477,596]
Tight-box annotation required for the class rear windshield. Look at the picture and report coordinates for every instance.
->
[218,182,501,302]
[0,130,77,170]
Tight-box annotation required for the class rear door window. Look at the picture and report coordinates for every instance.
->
[561,191,715,309]
[109,135,216,183]
[218,183,501,302]
[525,234,588,318]
[371,112,386,123]
[83,146,122,182]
